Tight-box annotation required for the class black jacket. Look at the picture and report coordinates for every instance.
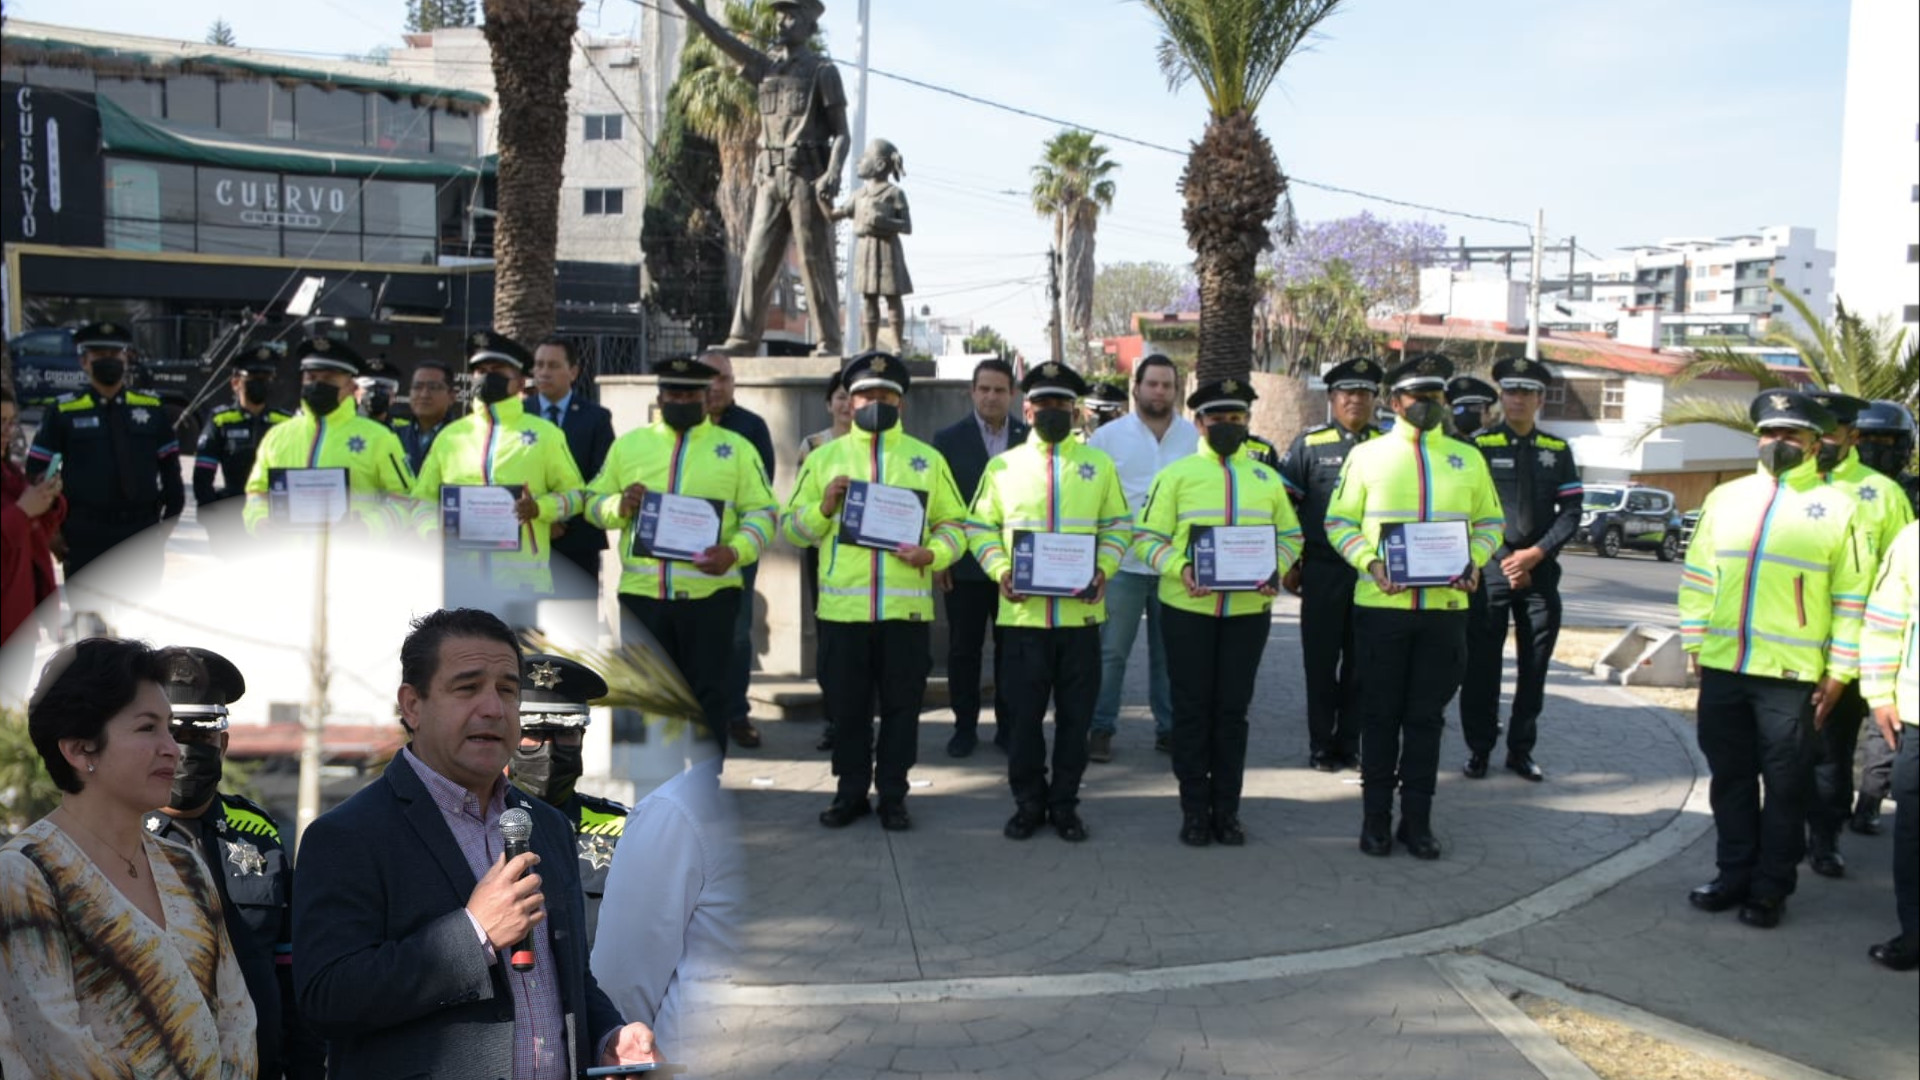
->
[933,412,1029,582]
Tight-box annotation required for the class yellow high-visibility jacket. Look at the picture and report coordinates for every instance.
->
[1323,420,1505,612]
[585,417,777,601]
[1825,449,1915,558]
[243,398,415,534]
[410,396,587,593]
[1678,461,1873,683]
[1862,519,1917,723]
[967,437,1132,628]
[781,425,968,624]
[1131,442,1305,618]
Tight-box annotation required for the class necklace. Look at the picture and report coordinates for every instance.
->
[57,807,143,880]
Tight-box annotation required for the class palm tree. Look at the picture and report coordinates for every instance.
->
[673,1,826,296]
[483,0,580,343]
[1642,282,1917,442]
[1031,130,1119,364]
[1140,0,1344,385]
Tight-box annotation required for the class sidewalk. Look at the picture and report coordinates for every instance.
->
[690,612,1917,1080]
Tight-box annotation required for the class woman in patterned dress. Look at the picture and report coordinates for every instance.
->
[1,639,257,1079]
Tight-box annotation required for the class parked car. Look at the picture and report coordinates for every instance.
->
[1578,483,1684,561]
[1680,509,1702,553]
[7,327,90,407]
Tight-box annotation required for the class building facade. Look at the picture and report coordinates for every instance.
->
[1833,0,1920,328]
[1585,227,1834,340]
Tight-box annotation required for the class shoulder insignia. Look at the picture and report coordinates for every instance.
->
[392,417,413,429]
[1475,433,1508,447]
[223,802,282,841]
[213,409,244,424]
[269,409,295,422]
[127,392,162,406]
[57,395,95,412]
[1305,429,1341,447]
[1535,434,1567,450]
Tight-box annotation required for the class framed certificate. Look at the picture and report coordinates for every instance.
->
[1380,520,1471,587]
[1190,525,1277,591]
[440,485,525,551]
[1012,531,1099,598]
[840,480,927,551]
[267,467,349,528]
[633,491,724,562]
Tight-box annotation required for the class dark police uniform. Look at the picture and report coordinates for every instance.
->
[1278,356,1384,770]
[1245,432,1283,471]
[194,347,294,546]
[25,321,183,579]
[1446,375,1498,439]
[1461,357,1584,780]
[509,652,630,951]
[144,646,324,1079]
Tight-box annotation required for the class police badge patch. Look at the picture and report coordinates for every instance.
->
[347,435,367,454]
[226,839,267,876]
[1538,448,1556,468]
[578,833,615,871]
[520,429,538,446]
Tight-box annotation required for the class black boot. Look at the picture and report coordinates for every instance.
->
[1359,812,1393,856]
[1807,828,1845,878]
[1395,805,1441,860]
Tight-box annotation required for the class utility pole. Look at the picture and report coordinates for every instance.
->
[295,532,330,853]
[1047,246,1064,364]
[1526,208,1544,361]
[839,0,871,356]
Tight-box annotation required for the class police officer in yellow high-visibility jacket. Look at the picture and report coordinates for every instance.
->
[1679,391,1874,930]
[968,362,1132,844]
[1861,519,1918,969]
[585,355,777,752]
[243,337,415,536]
[1133,377,1305,848]
[411,330,587,594]
[1801,389,1917,877]
[1325,353,1505,861]
[783,351,969,833]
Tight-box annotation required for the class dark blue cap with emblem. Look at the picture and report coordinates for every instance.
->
[1804,388,1868,427]
[1855,400,1915,435]
[1088,380,1128,410]
[1022,361,1090,401]
[521,654,609,730]
[156,646,246,732]
[652,355,720,389]
[292,336,366,377]
[236,345,281,377]
[1186,377,1258,414]
[1748,390,1836,434]
[74,321,135,352]
[1324,356,1383,392]
[1386,352,1454,393]
[843,350,911,396]
[1445,375,1499,407]
[466,329,533,373]
[1492,356,1555,392]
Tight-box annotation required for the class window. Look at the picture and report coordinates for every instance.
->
[97,77,162,118]
[296,85,367,146]
[219,79,294,139]
[1908,244,1919,264]
[584,114,624,141]
[1691,290,1719,302]
[372,95,430,154]
[361,235,435,264]
[1601,379,1626,421]
[198,224,282,257]
[24,65,93,90]
[582,188,625,215]
[166,75,218,128]
[1626,491,1653,512]
[432,108,477,158]
[363,180,437,238]
[1905,305,1919,324]
[283,231,362,262]
[1911,184,1917,203]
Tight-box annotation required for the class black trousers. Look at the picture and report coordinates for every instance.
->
[1354,607,1469,818]
[1162,607,1271,818]
[945,578,1007,734]
[1696,668,1818,900]
[1893,724,1918,941]
[1809,680,1868,834]
[619,590,741,753]
[820,620,931,806]
[1299,556,1362,758]
[1001,625,1101,813]
[1860,715,1896,804]
[63,509,160,580]
[1462,557,1563,758]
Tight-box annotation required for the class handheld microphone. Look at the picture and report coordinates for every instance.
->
[499,807,537,972]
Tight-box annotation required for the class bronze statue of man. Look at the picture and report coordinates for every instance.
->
[671,0,849,357]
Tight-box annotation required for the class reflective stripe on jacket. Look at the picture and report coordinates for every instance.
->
[968,437,1132,628]
[1131,443,1304,618]
[243,398,415,534]
[1860,519,1916,720]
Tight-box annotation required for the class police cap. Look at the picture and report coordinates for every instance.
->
[359,355,403,388]
[1323,356,1384,392]
[843,350,911,396]
[1021,361,1090,401]
[652,355,720,389]
[521,654,609,730]
[1087,380,1129,411]
[1385,352,1454,393]
[1804,388,1869,427]
[155,646,246,732]
[1854,399,1916,435]
[1748,390,1835,434]
[769,0,825,19]
[1186,376,1258,414]
[466,329,533,373]
[74,321,134,352]
[236,345,281,377]
[1492,356,1556,392]
[1445,375,1499,407]
[292,336,366,377]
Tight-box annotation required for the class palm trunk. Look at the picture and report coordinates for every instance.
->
[1180,110,1283,386]
[484,0,580,343]
[1063,208,1097,365]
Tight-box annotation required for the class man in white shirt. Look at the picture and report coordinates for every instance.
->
[1088,354,1199,762]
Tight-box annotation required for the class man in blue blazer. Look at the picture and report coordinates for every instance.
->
[529,338,618,599]
[292,608,659,1078]
[932,358,1028,757]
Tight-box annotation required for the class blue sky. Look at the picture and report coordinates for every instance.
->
[10,0,1853,357]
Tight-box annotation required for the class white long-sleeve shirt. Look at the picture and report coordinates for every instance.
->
[1091,411,1200,576]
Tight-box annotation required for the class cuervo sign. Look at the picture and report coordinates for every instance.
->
[202,169,356,231]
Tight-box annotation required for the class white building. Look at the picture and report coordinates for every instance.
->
[1834,0,1920,328]
[1585,227,1833,340]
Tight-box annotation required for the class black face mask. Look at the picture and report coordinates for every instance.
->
[475,371,514,404]
[242,378,273,406]
[301,381,341,415]
[854,402,900,433]
[90,358,126,387]
[360,389,392,418]
[1454,407,1486,435]
[1032,408,1074,444]
[1815,439,1845,473]
[661,401,706,432]
[510,740,583,805]
[1759,439,1806,478]
[1205,421,1249,457]
[1403,399,1447,432]
[168,741,224,812]
[1857,441,1904,478]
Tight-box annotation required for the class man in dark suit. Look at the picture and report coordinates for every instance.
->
[292,608,660,1078]
[530,337,618,600]
[932,358,1028,757]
